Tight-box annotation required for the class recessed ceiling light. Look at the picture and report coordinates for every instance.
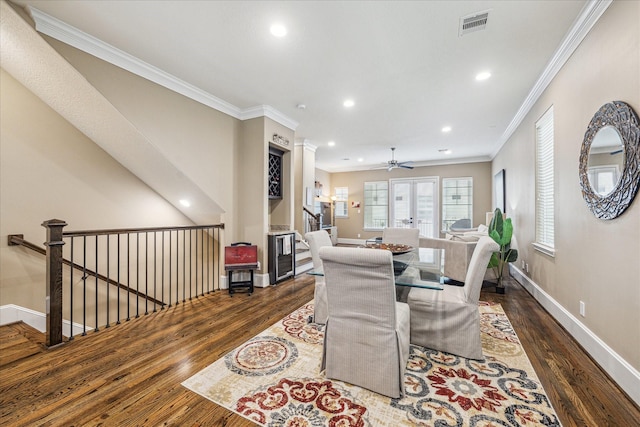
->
[439,149,452,155]
[442,126,452,133]
[357,158,364,162]
[179,199,191,207]
[343,99,355,108]
[270,24,287,37]
[328,141,336,147]
[475,71,491,81]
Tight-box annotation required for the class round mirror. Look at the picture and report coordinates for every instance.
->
[579,101,640,220]
[587,126,624,196]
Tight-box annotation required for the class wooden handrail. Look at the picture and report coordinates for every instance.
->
[302,206,318,219]
[63,223,224,237]
[8,234,165,306]
[8,234,45,255]
[11,221,223,347]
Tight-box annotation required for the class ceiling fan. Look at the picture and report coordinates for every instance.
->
[385,147,414,171]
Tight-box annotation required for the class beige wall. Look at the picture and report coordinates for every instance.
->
[294,142,318,233]
[0,68,193,312]
[43,37,241,240]
[266,120,295,232]
[40,36,299,277]
[314,168,332,200]
[330,162,492,240]
[492,0,639,370]
[237,117,268,270]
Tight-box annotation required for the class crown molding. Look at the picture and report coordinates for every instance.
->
[494,0,612,158]
[240,105,299,130]
[28,6,298,131]
[294,139,317,152]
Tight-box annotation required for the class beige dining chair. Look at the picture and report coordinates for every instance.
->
[407,236,499,360]
[382,227,420,248]
[319,246,410,398]
[304,230,333,324]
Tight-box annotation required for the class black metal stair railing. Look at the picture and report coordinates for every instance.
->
[9,220,224,347]
[303,206,321,234]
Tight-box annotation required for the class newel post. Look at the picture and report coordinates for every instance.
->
[42,219,67,347]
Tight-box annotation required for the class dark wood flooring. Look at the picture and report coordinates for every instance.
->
[0,275,638,426]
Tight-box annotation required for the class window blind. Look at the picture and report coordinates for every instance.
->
[334,187,348,218]
[364,181,388,229]
[535,106,554,250]
[441,177,473,231]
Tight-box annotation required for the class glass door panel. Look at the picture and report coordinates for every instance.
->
[415,180,436,238]
[390,178,438,237]
[390,181,412,227]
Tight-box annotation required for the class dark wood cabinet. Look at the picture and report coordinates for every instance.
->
[268,147,283,199]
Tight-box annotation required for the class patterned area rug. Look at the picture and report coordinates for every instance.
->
[182,302,560,426]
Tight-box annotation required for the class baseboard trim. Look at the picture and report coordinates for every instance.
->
[510,266,640,405]
[0,304,92,337]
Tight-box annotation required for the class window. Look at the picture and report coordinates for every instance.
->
[364,181,388,229]
[334,187,348,218]
[441,177,473,232]
[534,106,555,255]
[588,165,620,196]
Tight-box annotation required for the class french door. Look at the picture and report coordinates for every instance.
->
[389,177,439,238]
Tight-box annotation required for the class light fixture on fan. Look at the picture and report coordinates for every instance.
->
[385,147,414,171]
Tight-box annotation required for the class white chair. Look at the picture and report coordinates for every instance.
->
[382,227,420,248]
[304,230,333,324]
[449,218,474,231]
[319,246,410,398]
[407,236,499,360]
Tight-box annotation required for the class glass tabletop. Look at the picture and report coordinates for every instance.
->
[308,247,444,291]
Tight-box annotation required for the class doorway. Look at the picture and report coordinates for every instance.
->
[389,177,439,238]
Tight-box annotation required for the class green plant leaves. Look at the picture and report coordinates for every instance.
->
[487,208,518,286]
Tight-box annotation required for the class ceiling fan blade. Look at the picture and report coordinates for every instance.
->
[399,164,414,169]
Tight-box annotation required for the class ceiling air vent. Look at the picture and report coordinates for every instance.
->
[459,10,490,36]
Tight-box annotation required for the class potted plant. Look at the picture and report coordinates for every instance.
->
[487,208,518,293]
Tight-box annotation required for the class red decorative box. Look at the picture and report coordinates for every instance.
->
[224,245,258,270]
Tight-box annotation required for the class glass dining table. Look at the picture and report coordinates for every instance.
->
[308,246,445,291]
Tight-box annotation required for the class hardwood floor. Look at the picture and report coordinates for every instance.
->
[0,275,638,426]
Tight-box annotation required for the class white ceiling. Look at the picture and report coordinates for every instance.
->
[12,0,591,173]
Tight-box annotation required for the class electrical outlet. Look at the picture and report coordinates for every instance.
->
[579,301,586,317]
[357,233,361,238]
[525,263,529,273]
[521,260,526,269]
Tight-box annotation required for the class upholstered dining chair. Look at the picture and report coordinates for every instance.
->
[382,227,420,248]
[407,236,499,360]
[319,246,410,398]
[304,230,333,324]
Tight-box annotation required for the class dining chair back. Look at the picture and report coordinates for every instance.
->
[407,236,499,360]
[382,227,420,248]
[319,246,410,398]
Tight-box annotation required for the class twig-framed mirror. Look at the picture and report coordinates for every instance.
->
[579,101,640,220]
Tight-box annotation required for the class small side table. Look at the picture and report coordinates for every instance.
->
[225,243,258,296]
[225,264,258,295]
